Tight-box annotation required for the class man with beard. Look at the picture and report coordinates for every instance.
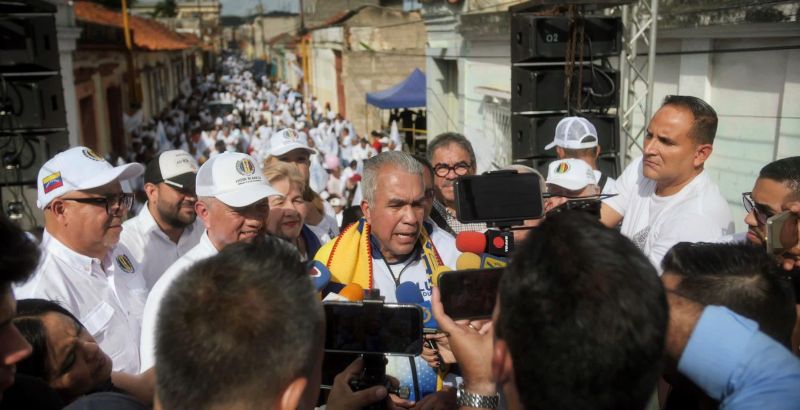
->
[138,152,279,371]
[120,150,205,290]
[16,146,146,374]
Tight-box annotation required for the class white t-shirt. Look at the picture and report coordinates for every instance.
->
[139,232,218,371]
[603,156,734,271]
[119,204,205,290]
[16,233,148,374]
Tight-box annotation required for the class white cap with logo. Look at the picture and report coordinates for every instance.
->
[36,146,145,209]
[544,117,599,150]
[195,152,280,207]
[268,128,316,157]
[546,159,596,191]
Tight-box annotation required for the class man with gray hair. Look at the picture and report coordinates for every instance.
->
[313,151,459,404]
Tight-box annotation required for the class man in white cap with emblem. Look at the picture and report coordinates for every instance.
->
[16,146,147,374]
[544,158,601,213]
[139,151,279,371]
[120,150,205,290]
[545,116,616,194]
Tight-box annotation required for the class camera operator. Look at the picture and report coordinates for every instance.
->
[432,211,667,409]
[659,242,797,409]
[155,236,394,410]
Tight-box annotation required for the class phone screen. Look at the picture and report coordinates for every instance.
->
[323,302,423,356]
[767,211,799,255]
[438,268,504,320]
[455,172,544,224]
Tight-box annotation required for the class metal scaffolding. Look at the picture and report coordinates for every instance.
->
[618,0,659,167]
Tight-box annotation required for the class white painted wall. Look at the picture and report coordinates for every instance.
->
[311,48,339,114]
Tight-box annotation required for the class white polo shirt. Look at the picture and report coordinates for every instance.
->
[120,203,205,290]
[139,232,218,371]
[15,232,148,374]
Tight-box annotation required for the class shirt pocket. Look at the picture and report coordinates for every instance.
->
[81,301,115,340]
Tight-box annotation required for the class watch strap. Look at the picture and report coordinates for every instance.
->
[456,383,499,409]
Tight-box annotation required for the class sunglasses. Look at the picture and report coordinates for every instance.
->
[742,192,774,225]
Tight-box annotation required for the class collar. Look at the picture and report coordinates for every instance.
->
[43,230,111,274]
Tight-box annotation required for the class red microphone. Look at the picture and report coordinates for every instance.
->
[456,230,513,256]
[455,231,486,254]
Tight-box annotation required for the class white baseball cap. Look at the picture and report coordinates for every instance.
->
[36,146,144,209]
[544,117,599,150]
[144,150,198,190]
[546,159,596,191]
[268,128,316,157]
[195,152,280,207]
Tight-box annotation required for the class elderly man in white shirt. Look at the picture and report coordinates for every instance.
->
[139,152,279,371]
[16,146,147,374]
[119,150,205,290]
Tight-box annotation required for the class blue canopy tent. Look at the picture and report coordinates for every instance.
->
[365,69,426,152]
[366,68,426,109]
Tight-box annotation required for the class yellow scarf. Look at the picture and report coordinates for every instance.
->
[314,218,445,290]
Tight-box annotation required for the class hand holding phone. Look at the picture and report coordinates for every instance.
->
[772,203,800,271]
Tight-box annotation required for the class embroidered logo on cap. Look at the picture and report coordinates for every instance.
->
[235,158,256,176]
[42,172,64,194]
[283,129,299,141]
[116,254,135,273]
[82,148,105,162]
[556,162,571,173]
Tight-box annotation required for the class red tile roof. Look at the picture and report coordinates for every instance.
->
[74,1,199,51]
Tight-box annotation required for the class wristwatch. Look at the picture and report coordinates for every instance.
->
[456,383,499,409]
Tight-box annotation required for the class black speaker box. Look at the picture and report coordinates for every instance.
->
[511,15,622,63]
[0,131,69,186]
[511,114,618,159]
[0,74,66,131]
[0,16,60,72]
[511,65,618,113]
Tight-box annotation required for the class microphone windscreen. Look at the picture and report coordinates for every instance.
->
[396,282,424,304]
[339,283,365,302]
[456,252,482,270]
[309,260,332,292]
[455,231,486,254]
[432,266,451,287]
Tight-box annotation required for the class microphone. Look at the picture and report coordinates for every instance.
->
[396,282,438,330]
[322,283,365,302]
[456,252,481,270]
[309,260,331,292]
[455,230,514,257]
[456,252,508,270]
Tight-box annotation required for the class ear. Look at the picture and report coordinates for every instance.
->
[360,199,371,223]
[49,199,68,222]
[195,200,211,228]
[594,146,601,159]
[492,339,515,386]
[143,183,159,202]
[693,143,713,167]
[556,146,566,159]
[275,377,308,410]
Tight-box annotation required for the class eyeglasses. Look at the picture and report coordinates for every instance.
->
[742,192,773,225]
[433,162,471,178]
[61,193,134,215]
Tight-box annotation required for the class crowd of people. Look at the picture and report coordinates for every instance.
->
[0,54,798,410]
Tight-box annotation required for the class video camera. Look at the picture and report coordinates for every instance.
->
[322,295,423,410]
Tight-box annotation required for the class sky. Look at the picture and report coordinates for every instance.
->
[219,0,298,16]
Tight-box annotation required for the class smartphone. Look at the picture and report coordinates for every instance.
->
[455,171,544,224]
[320,352,361,389]
[766,211,799,256]
[323,302,423,356]
[438,268,504,320]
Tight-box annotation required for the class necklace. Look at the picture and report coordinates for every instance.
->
[381,244,420,288]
